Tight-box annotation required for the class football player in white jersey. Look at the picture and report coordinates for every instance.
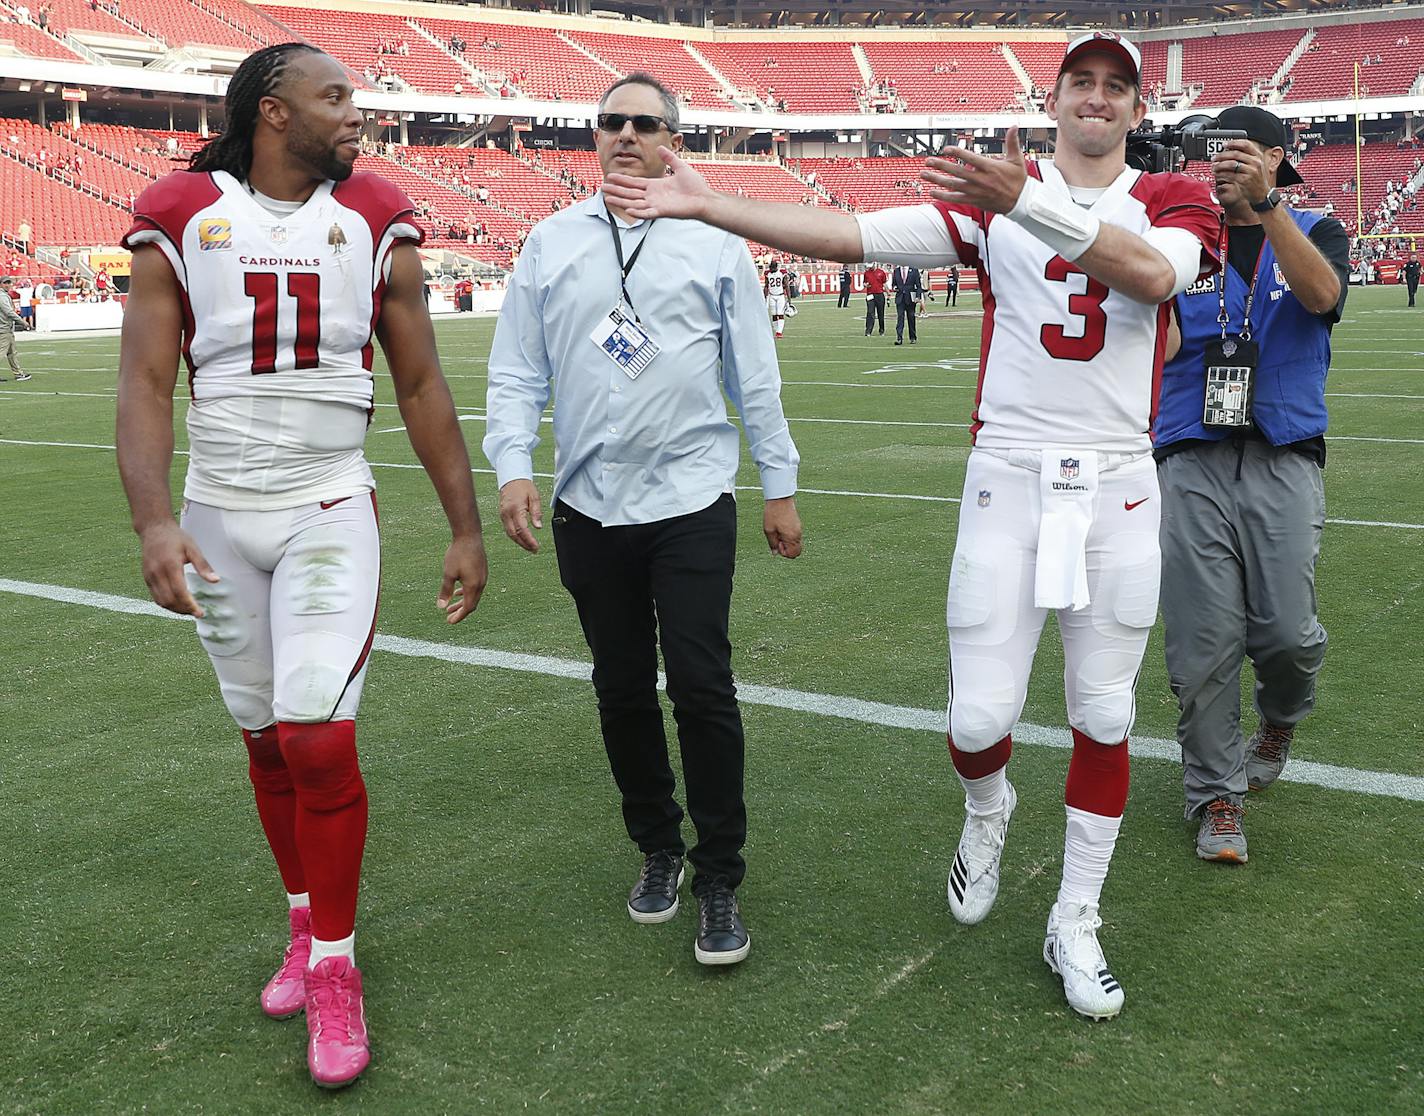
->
[116,44,488,1087]
[604,33,1220,1020]
[764,258,790,338]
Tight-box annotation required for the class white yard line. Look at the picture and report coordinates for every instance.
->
[1331,436,1424,444]
[3,577,1424,805]
[3,439,1422,523]
[1326,393,1424,400]
[373,415,971,433]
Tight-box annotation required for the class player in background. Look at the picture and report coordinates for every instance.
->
[604,32,1219,1020]
[764,257,789,338]
[115,44,488,1087]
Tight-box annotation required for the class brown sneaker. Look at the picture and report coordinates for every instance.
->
[1196,798,1247,863]
[1246,723,1294,791]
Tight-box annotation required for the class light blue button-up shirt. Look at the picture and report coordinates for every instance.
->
[484,194,799,526]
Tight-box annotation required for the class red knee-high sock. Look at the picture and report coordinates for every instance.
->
[948,734,1012,780]
[243,726,306,895]
[949,734,1012,815]
[277,721,368,942]
[1064,728,1129,817]
[1060,729,1129,908]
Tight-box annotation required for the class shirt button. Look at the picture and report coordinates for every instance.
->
[609,426,617,434]
[613,385,622,393]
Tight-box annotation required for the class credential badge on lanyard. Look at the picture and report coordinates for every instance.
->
[1203,225,1261,429]
[589,212,661,380]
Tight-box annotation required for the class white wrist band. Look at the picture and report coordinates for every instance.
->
[1006,176,1102,262]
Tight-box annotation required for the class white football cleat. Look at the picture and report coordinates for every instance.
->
[947,781,1016,925]
[1043,901,1124,1021]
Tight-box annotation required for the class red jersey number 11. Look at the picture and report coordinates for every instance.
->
[245,271,322,374]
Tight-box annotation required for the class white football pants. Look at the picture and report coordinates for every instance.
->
[182,494,381,730]
[946,449,1161,751]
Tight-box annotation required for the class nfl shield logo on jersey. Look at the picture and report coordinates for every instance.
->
[269,225,288,246]
[977,489,992,508]
[1060,458,1079,480]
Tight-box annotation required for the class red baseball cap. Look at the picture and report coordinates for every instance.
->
[1059,31,1142,87]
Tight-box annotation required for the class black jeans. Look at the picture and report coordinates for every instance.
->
[553,493,746,891]
[837,285,850,307]
[865,293,885,334]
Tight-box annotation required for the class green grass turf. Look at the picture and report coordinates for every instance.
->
[2,288,1423,1112]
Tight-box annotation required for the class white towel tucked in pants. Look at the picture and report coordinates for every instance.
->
[1035,449,1099,610]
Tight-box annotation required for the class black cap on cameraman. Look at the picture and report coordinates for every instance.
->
[1215,106,1304,186]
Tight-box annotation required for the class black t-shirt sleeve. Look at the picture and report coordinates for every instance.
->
[1307,216,1350,324]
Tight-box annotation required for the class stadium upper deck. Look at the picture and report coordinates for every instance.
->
[2,0,1421,268]
[2,1,1422,111]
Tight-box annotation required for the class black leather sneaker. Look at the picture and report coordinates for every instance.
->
[627,850,684,924]
[694,879,750,966]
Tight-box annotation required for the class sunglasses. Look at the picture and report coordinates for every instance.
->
[596,113,670,135]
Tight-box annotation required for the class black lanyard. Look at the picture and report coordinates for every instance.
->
[1216,222,1265,342]
[607,211,654,312]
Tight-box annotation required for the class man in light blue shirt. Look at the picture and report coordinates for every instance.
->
[484,72,802,968]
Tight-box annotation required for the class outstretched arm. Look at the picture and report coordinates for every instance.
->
[603,148,866,263]
[924,126,1196,304]
[377,242,488,623]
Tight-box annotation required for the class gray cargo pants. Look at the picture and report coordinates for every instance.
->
[0,328,21,374]
[1159,439,1328,817]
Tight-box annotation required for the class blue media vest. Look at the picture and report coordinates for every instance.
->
[1156,208,1332,448]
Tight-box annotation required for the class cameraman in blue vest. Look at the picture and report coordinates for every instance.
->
[1156,106,1348,865]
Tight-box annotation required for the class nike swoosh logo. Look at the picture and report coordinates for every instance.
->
[320,497,352,510]
[1124,498,1150,511]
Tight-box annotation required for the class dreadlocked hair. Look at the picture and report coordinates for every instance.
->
[188,42,321,178]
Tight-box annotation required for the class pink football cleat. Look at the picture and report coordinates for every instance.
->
[259,907,312,1019]
[305,956,370,1088]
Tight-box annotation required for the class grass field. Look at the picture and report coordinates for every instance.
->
[2,288,1422,1114]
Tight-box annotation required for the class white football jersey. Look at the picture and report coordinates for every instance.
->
[124,170,423,510]
[861,162,1219,453]
[764,270,787,298]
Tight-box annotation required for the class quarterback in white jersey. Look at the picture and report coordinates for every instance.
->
[603,32,1221,1020]
[116,44,487,1089]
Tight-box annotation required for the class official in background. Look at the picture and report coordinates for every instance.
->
[484,72,803,968]
[838,262,851,307]
[1405,251,1419,307]
[1156,105,1348,864]
[0,277,33,381]
[947,265,960,306]
[864,261,887,335]
[892,263,923,345]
